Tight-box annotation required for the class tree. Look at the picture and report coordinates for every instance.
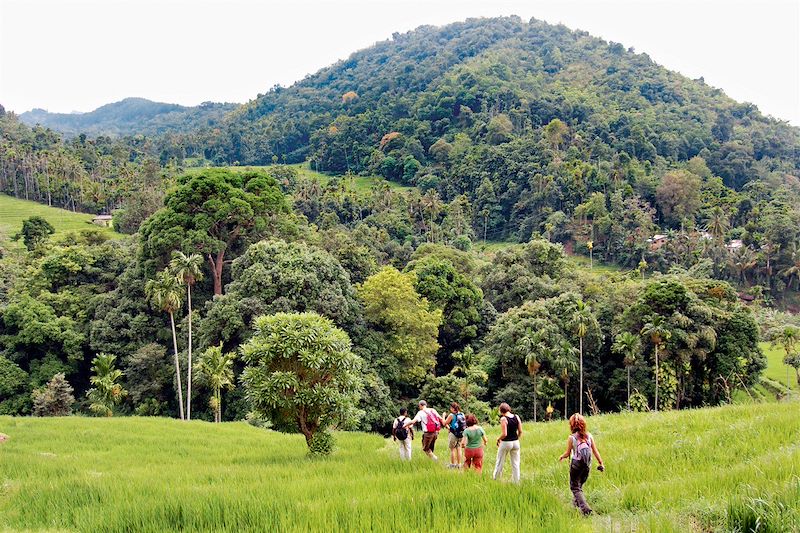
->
[194,344,236,423]
[199,239,361,350]
[139,169,290,295]
[124,343,172,416]
[612,332,641,411]
[553,341,578,419]
[145,269,185,420]
[358,267,442,386]
[655,170,701,227]
[0,356,30,415]
[13,216,55,251]
[31,373,74,416]
[641,316,671,411]
[572,300,596,415]
[86,353,126,417]
[170,251,203,420]
[487,114,514,145]
[773,325,799,389]
[543,118,569,151]
[240,312,363,453]
[705,206,729,241]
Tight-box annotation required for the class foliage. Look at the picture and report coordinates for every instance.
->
[31,373,74,416]
[86,353,126,417]
[240,312,363,452]
[194,344,236,423]
[13,216,55,251]
[0,356,30,414]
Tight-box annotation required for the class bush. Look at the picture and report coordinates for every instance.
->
[32,373,75,416]
[308,430,335,456]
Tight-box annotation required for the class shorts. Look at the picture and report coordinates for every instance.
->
[464,447,484,471]
[422,432,438,453]
[448,432,464,449]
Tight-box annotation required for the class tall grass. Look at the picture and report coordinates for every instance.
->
[1,402,798,532]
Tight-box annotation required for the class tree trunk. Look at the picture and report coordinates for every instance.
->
[186,283,193,420]
[170,312,185,420]
[533,374,537,423]
[208,251,225,296]
[579,336,584,415]
[654,345,659,412]
[627,367,631,411]
[564,381,568,420]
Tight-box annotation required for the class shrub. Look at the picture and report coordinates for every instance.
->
[31,373,75,416]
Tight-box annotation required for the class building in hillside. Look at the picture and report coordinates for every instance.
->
[92,214,113,227]
[647,234,668,250]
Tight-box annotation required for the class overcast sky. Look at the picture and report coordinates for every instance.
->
[1,0,798,125]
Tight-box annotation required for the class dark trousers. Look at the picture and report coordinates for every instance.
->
[569,460,592,514]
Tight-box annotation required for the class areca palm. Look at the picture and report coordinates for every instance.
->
[195,344,236,423]
[554,341,578,419]
[87,353,125,417]
[572,300,594,415]
[612,332,641,411]
[145,270,185,420]
[522,330,551,424]
[171,251,204,420]
[641,316,671,412]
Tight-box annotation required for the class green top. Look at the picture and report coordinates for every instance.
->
[463,426,486,449]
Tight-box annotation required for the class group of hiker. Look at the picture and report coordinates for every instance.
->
[392,400,604,516]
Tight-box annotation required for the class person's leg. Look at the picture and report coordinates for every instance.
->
[493,441,509,480]
[401,438,412,460]
[448,433,457,466]
[456,438,463,467]
[422,432,433,458]
[474,448,484,473]
[569,461,592,515]
[430,433,438,460]
[509,441,521,484]
[464,448,474,469]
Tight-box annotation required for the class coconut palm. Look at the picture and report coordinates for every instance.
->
[195,344,236,423]
[704,206,729,241]
[572,300,594,415]
[612,332,641,411]
[641,316,671,412]
[145,270,185,420]
[170,251,204,420]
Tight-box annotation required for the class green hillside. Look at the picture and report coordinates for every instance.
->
[1,403,797,532]
[0,194,117,240]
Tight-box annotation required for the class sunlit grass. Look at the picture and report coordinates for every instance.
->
[0,194,118,242]
[761,341,799,391]
[1,402,797,532]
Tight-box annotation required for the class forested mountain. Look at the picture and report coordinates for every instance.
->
[20,98,236,138]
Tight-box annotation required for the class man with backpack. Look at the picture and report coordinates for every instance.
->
[392,407,414,460]
[405,400,445,460]
[443,402,467,468]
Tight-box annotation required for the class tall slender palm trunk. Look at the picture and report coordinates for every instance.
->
[627,367,631,411]
[579,336,584,415]
[533,375,538,423]
[654,345,659,412]
[186,284,193,420]
[563,381,568,420]
[170,312,185,420]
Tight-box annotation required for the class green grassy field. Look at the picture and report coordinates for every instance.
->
[0,194,117,241]
[760,341,799,391]
[1,403,797,532]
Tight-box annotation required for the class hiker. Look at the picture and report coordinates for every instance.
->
[558,413,605,516]
[461,413,487,473]
[443,401,467,468]
[405,400,445,460]
[392,407,413,461]
[492,403,522,483]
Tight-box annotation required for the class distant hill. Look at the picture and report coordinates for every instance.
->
[20,97,238,137]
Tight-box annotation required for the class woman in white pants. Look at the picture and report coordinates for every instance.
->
[493,403,522,483]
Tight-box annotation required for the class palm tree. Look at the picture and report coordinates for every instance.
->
[705,206,729,241]
[171,251,204,421]
[195,344,236,423]
[772,325,800,389]
[86,353,125,417]
[520,328,543,422]
[572,300,594,415]
[779,244,800,291]
[612,332,641,411]
[641,316,671,412]
[554,341,578,419]
[145,270,185,420]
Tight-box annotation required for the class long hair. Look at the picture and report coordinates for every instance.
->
[569,413,587,438]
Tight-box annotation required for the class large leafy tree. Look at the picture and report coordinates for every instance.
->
[139,169,291,296]
[13,216,55,251]
[358,267,442,387]
[408,257,486,372]
[199,239,361,351]
[240,312,362,452]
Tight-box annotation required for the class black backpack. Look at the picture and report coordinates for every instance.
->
[394,417,409,440]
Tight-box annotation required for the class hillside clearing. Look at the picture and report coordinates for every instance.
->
[0,194,117,241]
[1,403,797,532]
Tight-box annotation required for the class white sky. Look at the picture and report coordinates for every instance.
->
[1,0,798,125]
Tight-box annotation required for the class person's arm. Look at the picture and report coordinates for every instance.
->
[558,437,573,462]
[404,412,419,429]
[444,413,453,428]
[516,415,523,439]
[481,427,488,447]
[496,417,508,446]
[591,438,604,468]
[392,419,397,441]
[437,410,446,426]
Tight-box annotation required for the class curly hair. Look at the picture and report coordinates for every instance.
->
[465,413,478,427]
[569,413,587,438]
